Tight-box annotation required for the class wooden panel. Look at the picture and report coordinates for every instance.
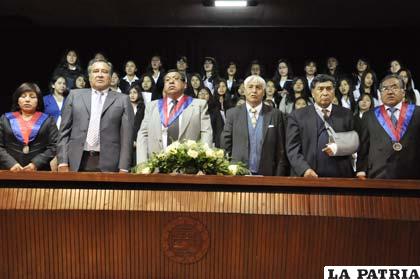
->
[0,173,420,278]
[1,188,419,221]
[1,170,420,190]
[1,210,420,279]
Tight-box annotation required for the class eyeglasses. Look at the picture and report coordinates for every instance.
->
[381,84,400,92]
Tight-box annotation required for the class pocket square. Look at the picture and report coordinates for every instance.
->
[268,124,275,128]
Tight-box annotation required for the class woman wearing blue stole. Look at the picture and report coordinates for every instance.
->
[0,83,58,171]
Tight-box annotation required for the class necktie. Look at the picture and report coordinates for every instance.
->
[167,99,179,145]
[388,107,398,127]
[250,108,257,128]
[86,91,104,147]
[169,99,178,115]
[321,108,334,143]
[321,108,329,121]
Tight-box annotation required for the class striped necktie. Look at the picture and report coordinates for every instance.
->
[388,107,398,127]
[250,108,257,128]
[86,91,104,147]
[167,99,179,145]
[321,108,330,121]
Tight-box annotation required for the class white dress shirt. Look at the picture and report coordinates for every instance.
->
[353,89,361,102]
[152,72,160,84]
[227,79,234,91]
[341,96,351,109]
[314,103,332,120]
[131,103,138,115]
[123,75,139,86]
[384,101,403,120]
[53,95,64,129]
[279,79,291,89]
[306,76,314,88]
[203,78,214,94]
[415,89,420,106]
[246,102,263,121]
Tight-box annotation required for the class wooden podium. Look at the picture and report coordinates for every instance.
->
[0,171,419,279]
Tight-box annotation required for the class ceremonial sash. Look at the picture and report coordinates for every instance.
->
[374,103,415,142]
[158,95,193,127]
[5,112,49,145]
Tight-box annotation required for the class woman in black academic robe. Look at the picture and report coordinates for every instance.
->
[0,83,58,171]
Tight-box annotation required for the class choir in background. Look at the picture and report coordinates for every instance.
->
[0,50,419,179]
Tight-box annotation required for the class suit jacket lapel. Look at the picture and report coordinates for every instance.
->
[329,104,338,128]
[101,91,117,117]
[47,95,60,113]
[307,106,318,159]
[153,102,164,149]
[82,90,92,115]
[308,105,318,131]
[261,105,273,143]
[179,101,194,139]
[241,105,249,162]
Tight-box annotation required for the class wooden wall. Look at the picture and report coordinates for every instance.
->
[0,173,419,278]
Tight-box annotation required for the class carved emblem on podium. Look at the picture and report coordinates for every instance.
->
[162,217,210,264]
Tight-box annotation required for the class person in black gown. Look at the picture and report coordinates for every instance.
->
[0,82,58,171]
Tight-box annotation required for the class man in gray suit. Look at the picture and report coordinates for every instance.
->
[137,70,212,163]
[220,75,288,176]
[57,58,134,172]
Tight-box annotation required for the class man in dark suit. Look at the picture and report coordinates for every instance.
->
[286,74,355,178]
[57,58,134,172]
[357,74,420,179]
[220,75,288,176]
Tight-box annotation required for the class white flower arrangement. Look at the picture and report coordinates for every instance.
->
[132,140,249,175]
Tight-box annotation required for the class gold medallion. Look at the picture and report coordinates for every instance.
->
[392,142,402,152]
[22,145,30,154]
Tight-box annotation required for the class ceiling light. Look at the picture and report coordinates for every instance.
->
[203,0,257,7]
[215,1,247,7]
